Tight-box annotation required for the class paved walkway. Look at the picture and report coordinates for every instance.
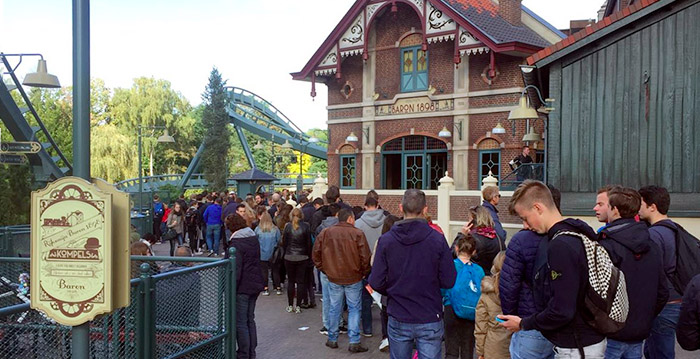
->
[151,242,696,359]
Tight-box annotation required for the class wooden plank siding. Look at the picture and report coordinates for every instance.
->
[549,1,700,197]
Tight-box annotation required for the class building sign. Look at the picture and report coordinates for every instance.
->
[31,177,113,326]
[375,96,454,116]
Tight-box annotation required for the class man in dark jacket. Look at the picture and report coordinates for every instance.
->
[313,209,371,353]
[369,189,456,359]
[500,180,606,358]
[638,185,682,359]
[299,194,315,224]
[597,187,668,358]
[311,186,350,233]
[482,186,507,241]
[499,185,561,359]
[677,273,700,351]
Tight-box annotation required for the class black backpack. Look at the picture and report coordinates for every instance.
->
[652,221,700,295]
[532,231,629,335]
[185,207,199,229]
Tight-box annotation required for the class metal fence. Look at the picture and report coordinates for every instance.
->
[0,225,30,257]
[0,253,237,359]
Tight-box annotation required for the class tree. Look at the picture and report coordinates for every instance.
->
[200,68,230,192]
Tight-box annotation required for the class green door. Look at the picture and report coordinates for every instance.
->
[404,154,425,189]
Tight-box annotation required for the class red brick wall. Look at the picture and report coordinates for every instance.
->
[328,108,363,120]
[328,55,364,106]
[469,93,521,108]
[450,195,521,224]
[339,193,438,219]
[469,53,525,92]
[428,40,455,95]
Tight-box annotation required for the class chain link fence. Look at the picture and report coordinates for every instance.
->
[0,254,236,359]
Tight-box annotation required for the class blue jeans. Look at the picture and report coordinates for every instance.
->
[606,339,642,359]
[361,278,373,335]
[236,293,259,359]
[644,302,680,359]
[510,329,554,359]
[328,280,362,344]
[206,225,220,253]
[320,272,344,329]
[388,316,443,359]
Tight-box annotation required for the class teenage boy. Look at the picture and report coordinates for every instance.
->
[500,180,606,358]
[638,185,681,359]
[596,186,668,358]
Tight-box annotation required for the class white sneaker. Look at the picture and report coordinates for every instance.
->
[379,338,389,352]
[286,305,293,313]
[294,306,301,314]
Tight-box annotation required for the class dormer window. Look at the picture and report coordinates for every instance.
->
[400,46,428,92]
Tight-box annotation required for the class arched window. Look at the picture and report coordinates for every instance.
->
[382,135,447,190]
[338,145,356,189]
[478,138,501,184]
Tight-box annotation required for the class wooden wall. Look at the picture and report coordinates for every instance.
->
[547,1,700,200]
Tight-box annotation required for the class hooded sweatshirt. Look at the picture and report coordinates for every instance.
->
[368,218,456,324]
[316,216,339,236]
[355,208,387,255]
[230,227,265,295]
[599,218,668,342]
[521,218,605,348]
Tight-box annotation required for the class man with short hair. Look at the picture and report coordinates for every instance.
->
[511,145,534,182]
[203,197,223,256]
[153,194,165,242]
[254,193,266,207]
[354,196,387,338]
[311,186,351,233]
[482,186,507,241]
[593,186,615,232]
[369,189,456,359]
[499,184,561,359]
[268,193,281,218]
[500,180,606,358]
[597,187,668,358]
[316,203,341,236]
[299,194,314,223]
[638,185,682,359]
[313,209,371,352]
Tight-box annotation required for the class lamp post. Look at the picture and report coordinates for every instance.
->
[137,126,175,216]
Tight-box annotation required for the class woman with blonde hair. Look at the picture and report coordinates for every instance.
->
[255,211,281,296]
[280,208,312,313]
[475,251,511,359]
[461,205,503,275]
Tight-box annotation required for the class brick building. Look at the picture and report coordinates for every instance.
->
[293,0,564,191]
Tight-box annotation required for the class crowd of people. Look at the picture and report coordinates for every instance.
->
[131,180,700,359]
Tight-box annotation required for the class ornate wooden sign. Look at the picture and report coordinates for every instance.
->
[31,177,113,326]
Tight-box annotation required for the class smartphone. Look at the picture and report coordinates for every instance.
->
[495,316,506,323]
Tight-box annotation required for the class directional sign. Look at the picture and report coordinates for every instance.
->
[0,154,27,165]
[0,141,41,153]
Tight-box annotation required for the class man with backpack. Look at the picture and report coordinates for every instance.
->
[500,180,622,359]
[499,184,561,359]
[185,201,201,253]
[638,185,700,358]
[596,186,668,358]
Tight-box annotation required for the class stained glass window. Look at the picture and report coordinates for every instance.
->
[401,46,428,92]
[340,155,356,189]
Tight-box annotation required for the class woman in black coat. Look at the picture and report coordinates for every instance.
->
[281,208,313,313]
[226,214,265,359]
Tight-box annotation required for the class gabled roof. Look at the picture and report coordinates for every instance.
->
[528,0,664,66]
[441,0,551,48]
[292,0,564,81]
[231,168,278,182]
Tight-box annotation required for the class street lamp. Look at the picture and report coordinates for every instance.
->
[0,53,61,88]
[137,125,175,216]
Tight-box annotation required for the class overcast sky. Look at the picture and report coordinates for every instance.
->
[0,0,603,131]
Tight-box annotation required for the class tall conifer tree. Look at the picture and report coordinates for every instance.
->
[201,68,230,192]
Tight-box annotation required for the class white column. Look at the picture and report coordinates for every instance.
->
[438,171,455,243]
[311,173,328,201]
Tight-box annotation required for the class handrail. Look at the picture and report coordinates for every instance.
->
[0,302,30,318]
[0,56,72,172]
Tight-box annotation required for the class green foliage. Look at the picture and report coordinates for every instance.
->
[0,163,32,225]
[200,68,230,192]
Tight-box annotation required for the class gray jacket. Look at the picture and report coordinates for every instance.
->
[355,209,386,258]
